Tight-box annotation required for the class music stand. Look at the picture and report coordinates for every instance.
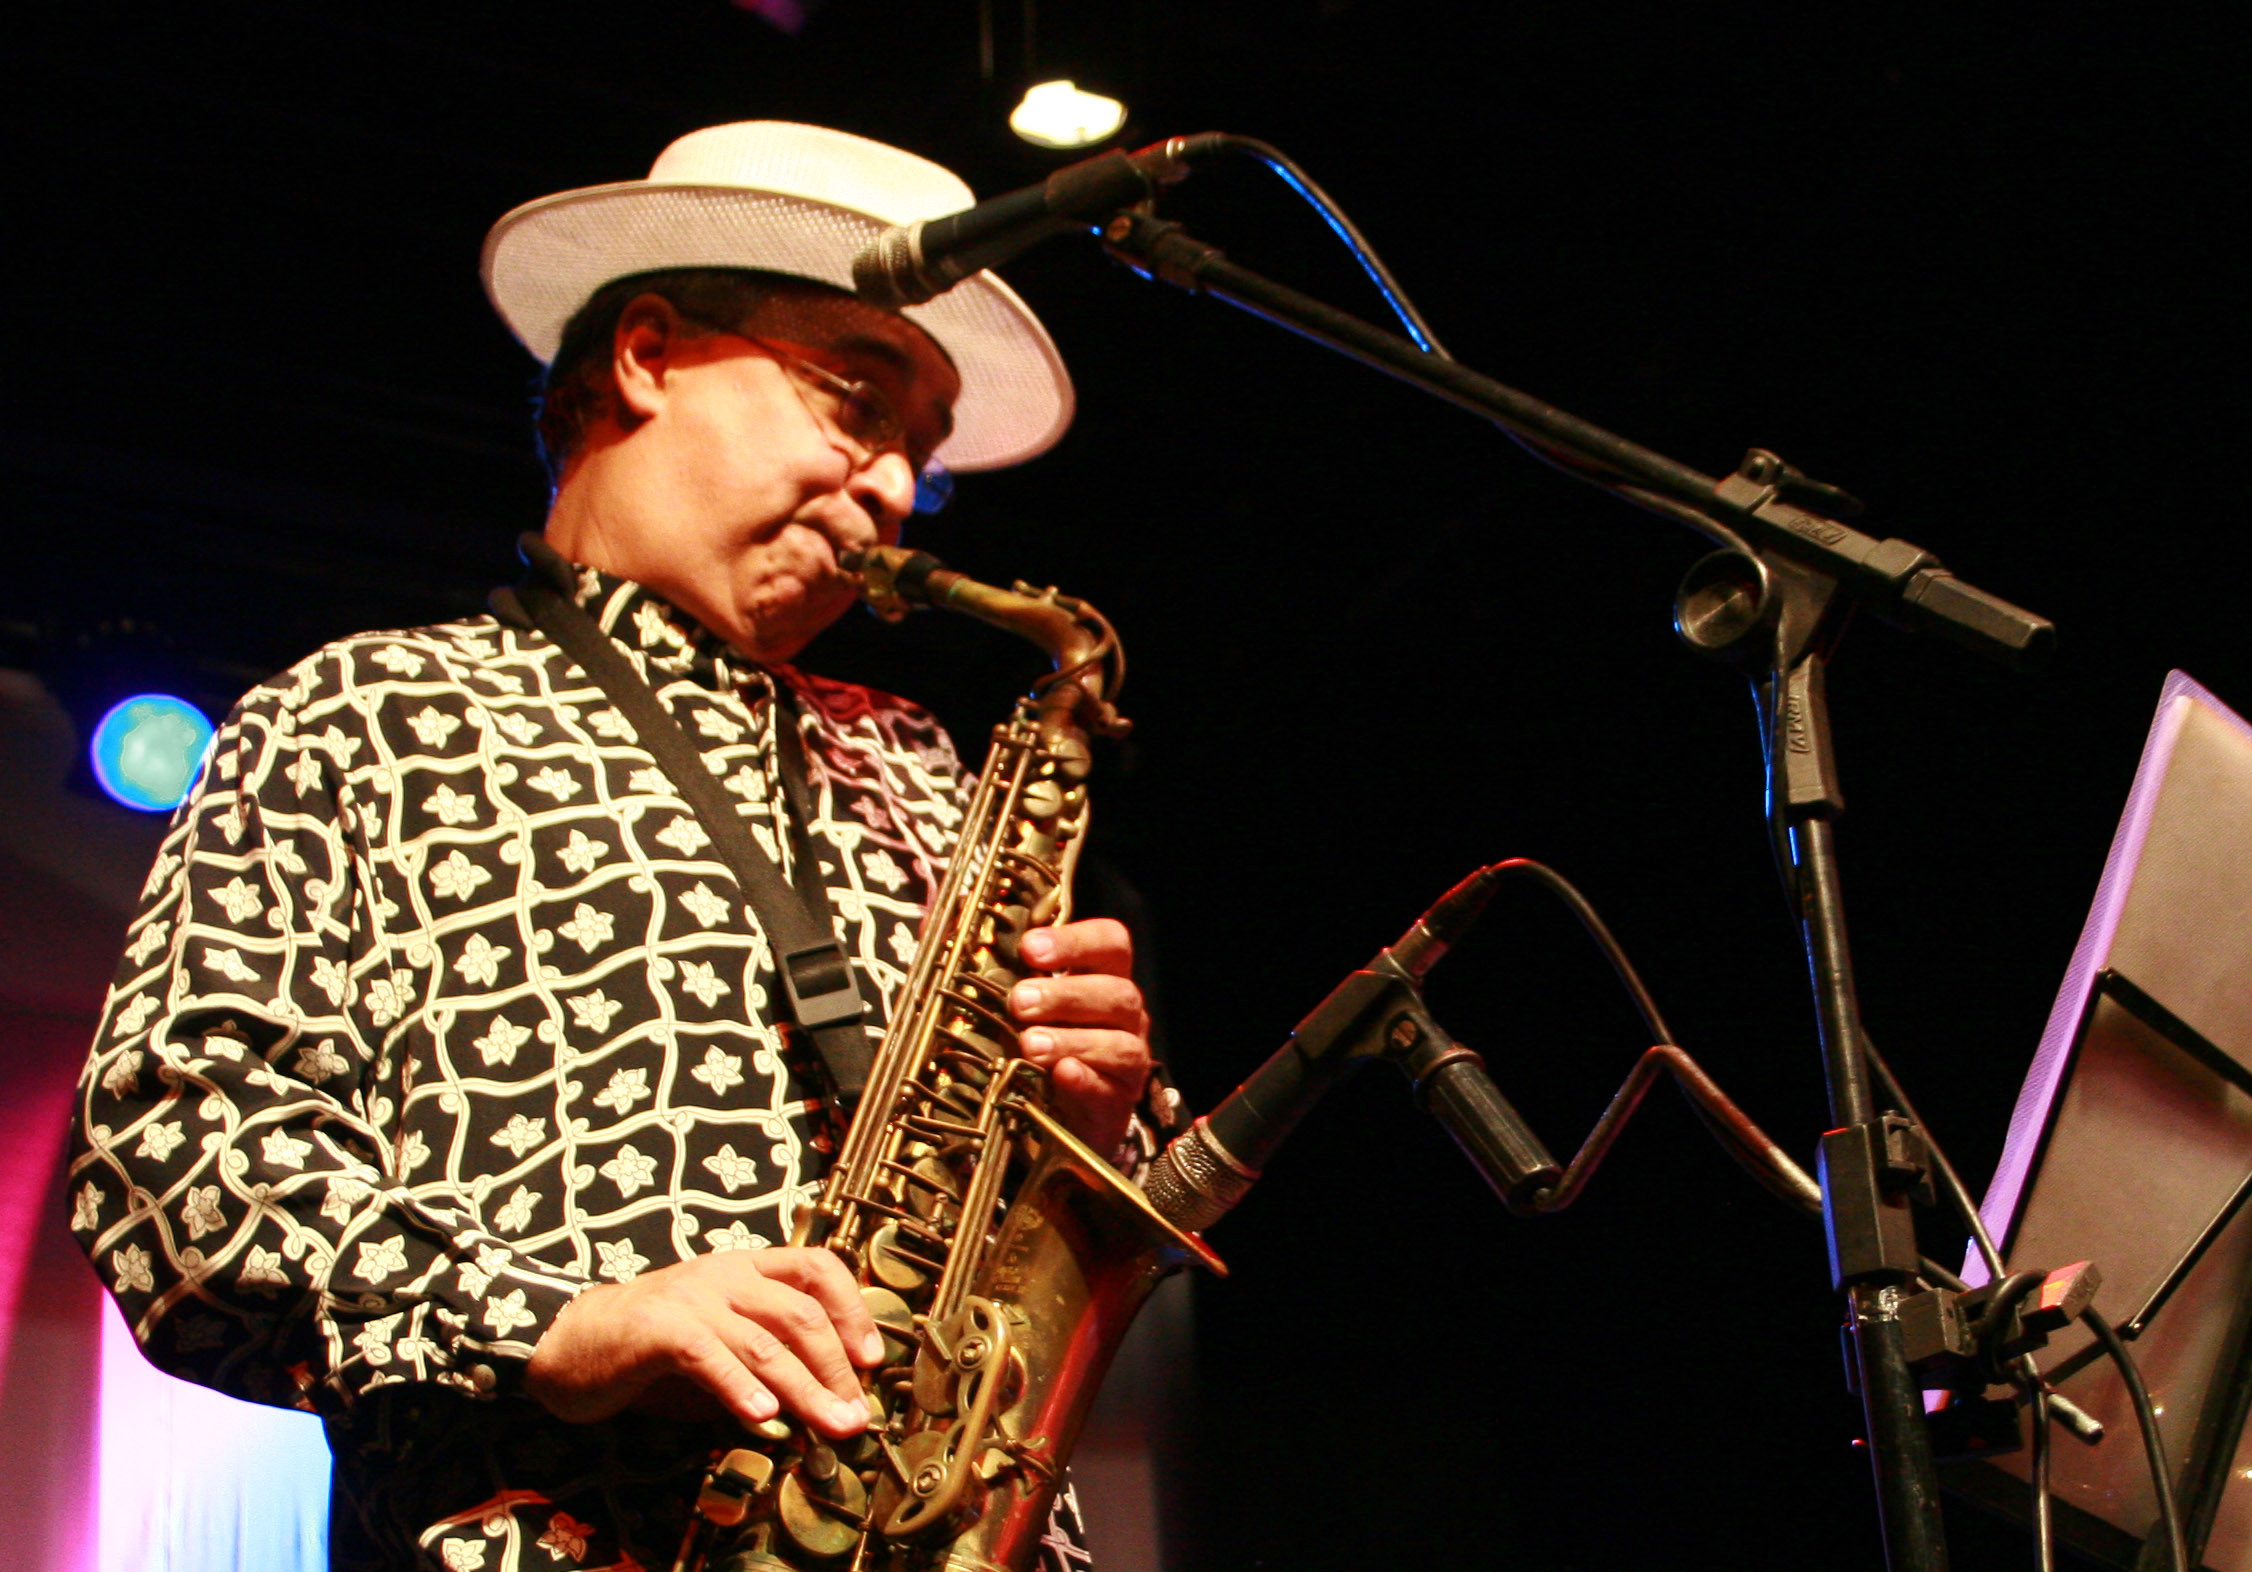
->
[1947,671,2252,1568]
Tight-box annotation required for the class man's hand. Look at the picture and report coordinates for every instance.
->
[523,1248,882,1437]
[1010,917,1154,1154]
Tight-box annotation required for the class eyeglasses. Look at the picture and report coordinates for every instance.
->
[745,338,953,514]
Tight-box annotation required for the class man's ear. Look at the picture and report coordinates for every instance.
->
[611,295,685,425]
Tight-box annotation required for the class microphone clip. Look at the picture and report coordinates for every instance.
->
[1100,208,1226,296]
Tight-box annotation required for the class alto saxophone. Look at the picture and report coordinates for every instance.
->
[678,545,1223,1572]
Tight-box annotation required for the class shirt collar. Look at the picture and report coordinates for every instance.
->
[568,560,767,696]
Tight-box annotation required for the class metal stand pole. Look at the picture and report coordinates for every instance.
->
[1766,629,1950,1570]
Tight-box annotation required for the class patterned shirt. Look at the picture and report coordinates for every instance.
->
[65,556,1074,1570]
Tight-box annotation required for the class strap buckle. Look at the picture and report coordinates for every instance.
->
[781,941,865,1030]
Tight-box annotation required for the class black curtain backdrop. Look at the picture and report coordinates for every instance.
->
[6,3,2240,1567]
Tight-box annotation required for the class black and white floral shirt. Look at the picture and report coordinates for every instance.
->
[66,557,1091,1570]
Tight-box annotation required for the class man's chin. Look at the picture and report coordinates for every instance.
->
[732,586,856,664]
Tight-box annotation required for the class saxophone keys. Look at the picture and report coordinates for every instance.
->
[878,1428,990,1540]
[706,1550,793,1572]
[695,1448,777,1529]
[867,1223,932,1292]
[776,1463,868,1561]
[911,1339,958,1417]
[858,1284,918,1364]
[906,1155,962,1222]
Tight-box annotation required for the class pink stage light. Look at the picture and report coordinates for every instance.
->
[98,1297,330,1571]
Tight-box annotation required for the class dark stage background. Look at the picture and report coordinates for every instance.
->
[6,3,2240,1567]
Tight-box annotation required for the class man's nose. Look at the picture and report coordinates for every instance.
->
[847,450,918,531]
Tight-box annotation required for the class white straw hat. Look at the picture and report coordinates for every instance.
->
[481,121,1075,472]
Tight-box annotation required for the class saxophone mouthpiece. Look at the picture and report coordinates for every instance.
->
[846,544,953,624]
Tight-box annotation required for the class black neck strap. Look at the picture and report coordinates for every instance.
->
[490,544,874,1107]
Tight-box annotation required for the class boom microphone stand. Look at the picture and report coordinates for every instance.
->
[1099,205,2054,1572]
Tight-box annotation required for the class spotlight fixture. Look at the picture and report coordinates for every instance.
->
[89,693,214,812]
[1009,79,1126,149]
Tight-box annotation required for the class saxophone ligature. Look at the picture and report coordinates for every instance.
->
[676,545,1223,1572]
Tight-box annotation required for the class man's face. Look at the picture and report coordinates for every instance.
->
[563,283,962,664]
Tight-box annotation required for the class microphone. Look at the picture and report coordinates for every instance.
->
[853,134,1224,310]
[1141,866,1560,1232]
[1385,863,1507,982]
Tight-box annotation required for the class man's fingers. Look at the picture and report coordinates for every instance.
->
[1017,1026,1150,1079]
[736,1248,885,1367]
[1013,919,1151,1155]
[525,1252,885,1437]
[1051,1054,1142,1102]
[717,1314,870,1439]
[1024,1025,1151,1155]
[718,1275,866,1408]
[1021,917,1132,977]
[1010,972,1144,1032]
[674,1324,782,1430]
[1044,1056,1145,1152]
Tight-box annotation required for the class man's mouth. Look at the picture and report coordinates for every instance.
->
[786,516,849,575]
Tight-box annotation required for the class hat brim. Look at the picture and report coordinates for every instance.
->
[483,181,1075,473]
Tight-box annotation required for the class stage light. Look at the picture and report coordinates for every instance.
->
[1009,80,1126,149]
[89,693,214,812]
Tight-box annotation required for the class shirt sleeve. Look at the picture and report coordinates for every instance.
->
[66,653,588,1415]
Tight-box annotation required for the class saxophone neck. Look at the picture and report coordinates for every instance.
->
[845,544,1131,757]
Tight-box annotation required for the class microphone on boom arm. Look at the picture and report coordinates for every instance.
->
[1140,867,1563,1233]
[852,135,1226,310]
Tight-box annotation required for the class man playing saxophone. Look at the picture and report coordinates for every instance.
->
[67,122,1154,1572]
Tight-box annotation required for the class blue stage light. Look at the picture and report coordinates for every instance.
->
[89,694,215,812]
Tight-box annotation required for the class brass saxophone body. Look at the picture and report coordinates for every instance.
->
[682,546,1222,1572]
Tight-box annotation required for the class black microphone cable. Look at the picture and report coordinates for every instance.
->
[1196,136,1658,499]
[1198,134,1450,358]
[2084,1306,2188,1572]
